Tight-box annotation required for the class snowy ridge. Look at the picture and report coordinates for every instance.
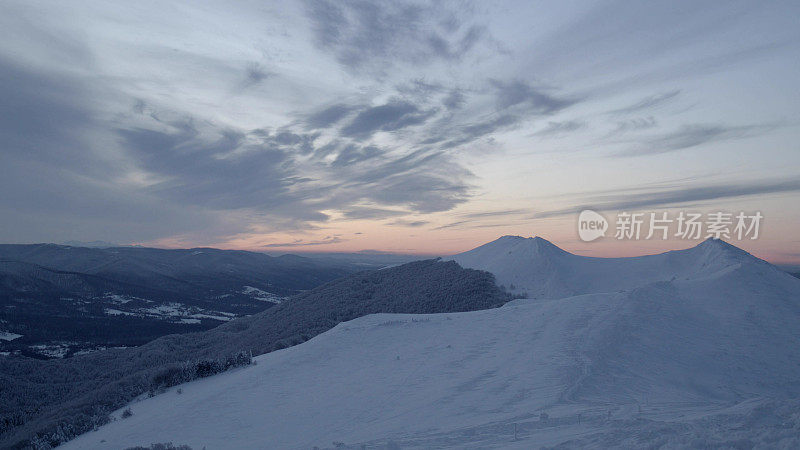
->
[63,238,800,449]
[445,235,778,298]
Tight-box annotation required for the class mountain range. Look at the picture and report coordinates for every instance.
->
[59,236,800,449]
[0,244,355,358]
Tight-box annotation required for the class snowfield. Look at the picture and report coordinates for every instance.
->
[62,238,800,449]
[241,285,283,304]
[0,331,22,341]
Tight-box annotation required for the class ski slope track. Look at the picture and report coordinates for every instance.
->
[63,237,800,449]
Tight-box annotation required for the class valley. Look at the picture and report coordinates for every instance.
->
[0,244,356,358]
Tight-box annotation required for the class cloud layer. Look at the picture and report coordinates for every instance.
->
[0,0,798,253]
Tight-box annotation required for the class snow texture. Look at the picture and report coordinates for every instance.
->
[62,237,800,449]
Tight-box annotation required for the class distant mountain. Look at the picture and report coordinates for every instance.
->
[60,238,800,449]
[0,259,510,448]
[0,244,357,358]
[61,240,122,248]
[447,235,763,298]
[285,251,431,268]
[0,244,354,296]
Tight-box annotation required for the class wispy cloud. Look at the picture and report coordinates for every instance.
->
[490,79,576,114]
[535,178,800,218]
[388,219,429,227]
[239,62,272,89]
[342,207,408,220]
[460,208,530,219]
[340,101,436,138]
[304,103,356,130]
[304,0,488,73]
[615,124,771,157]
[430,80,580,149]
[432,220,470,231]
[607,90,680,115]
[533,120,586,137]
[263,236,346,248]
[1,0,797,251]
[114,113,475,225]
[607,117,658,136]
[431,208,531,230]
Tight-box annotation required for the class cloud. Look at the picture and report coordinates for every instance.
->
[0,4,500,244]
[304,0,488,72]
[442,89,466,110]
[616,124,769,156]
[460,209,530,219]
[0,56,218,242]
[332,144,382,166]
[462,114,518,138]
[340,100,437,138]
[491,79,576,114]
[0,57,175,236]
[433,80,579,148]
[607,90,680,115]
[262,236,346,248]
[430,208,531,230]
[431,220,515,231]
[122,120,465,219]
[395,79,443,98]
[0,3,571,246]
[305,103,356,129]
[388,219,429,227]
[432,220,469,230]
[4,0,796,250]
[534,177,800,218]
[523,1,791,92]
[116,123,302,212]
[338,149,473,213]
[364,170,471,214]
[607,117,658,136]
[0,57,95,168]
[533,120,586,137]
[342,207,407,220]
[240,62,271,89]
[111,108,474,235]
[438,115,517,149]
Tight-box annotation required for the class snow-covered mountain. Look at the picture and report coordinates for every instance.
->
[446,235,766,298]
[62,238,800,449]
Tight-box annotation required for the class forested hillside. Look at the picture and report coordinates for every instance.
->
[0,259,510,449]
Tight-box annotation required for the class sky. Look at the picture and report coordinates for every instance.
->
[1,1,799,263]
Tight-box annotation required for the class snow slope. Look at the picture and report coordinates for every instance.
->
[62,239,800,449]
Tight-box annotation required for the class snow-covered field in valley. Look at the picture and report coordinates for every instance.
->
[62,237,800,449]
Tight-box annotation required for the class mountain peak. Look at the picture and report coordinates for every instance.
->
[493,235,565,250]
[450,235,783,299]
[697,237,738,248]
[688,237,760,270]
[695,237,751,256]
[531,235,564,250]
[470,235,570,257]
[495,235,526,242]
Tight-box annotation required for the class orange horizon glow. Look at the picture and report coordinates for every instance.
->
[138,224,799,267]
